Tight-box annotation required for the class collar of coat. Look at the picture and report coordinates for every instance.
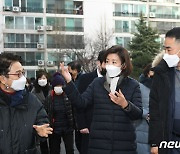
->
[0,88,29,110]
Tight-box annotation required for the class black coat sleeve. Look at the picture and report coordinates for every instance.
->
[64,81,94,109]
[123,83,143,120]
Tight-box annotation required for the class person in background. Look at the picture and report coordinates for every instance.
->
[139,63,154,89]
[45,72,74,154]
[135,63,154,154]
[149,27,180,154]
[67,61,82,87]
[60,45,142,154]
[76,50,107,154]
[0,53,52,154]
[67,60,83,152]
[26,78,33,91]
[32,70,51,154]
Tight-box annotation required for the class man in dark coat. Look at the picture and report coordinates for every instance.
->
[67,60,83,152]
[76,50,107,154]
[149,27,180,154]
[0,53,53,154]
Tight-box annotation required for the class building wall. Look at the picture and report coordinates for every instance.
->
[1,0,180,77]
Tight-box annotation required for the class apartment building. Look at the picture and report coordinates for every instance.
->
[1,0,180,78]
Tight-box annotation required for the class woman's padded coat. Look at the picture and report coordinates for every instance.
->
[0,90,49,154]
[64,76,142,154]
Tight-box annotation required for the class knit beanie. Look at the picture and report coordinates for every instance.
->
[51,72,65,88]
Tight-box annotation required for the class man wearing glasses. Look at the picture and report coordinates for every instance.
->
[0,53,53,154]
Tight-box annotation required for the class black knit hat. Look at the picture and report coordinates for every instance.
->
[51,72,65,88]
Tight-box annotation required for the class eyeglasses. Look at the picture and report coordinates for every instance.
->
[7,71,25,78]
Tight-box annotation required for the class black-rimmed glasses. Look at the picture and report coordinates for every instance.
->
[7,71,25,78]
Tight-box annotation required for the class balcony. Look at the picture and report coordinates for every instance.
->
[47,43,84,49]
[113,12,141,17]
[155,13,180,19]
[21,7,43,13]
[4,43,37,48]
[46,8,83,15]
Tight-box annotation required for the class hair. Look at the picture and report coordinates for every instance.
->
[166,27,180,42]
[67,61,81,73]
[0,53,22,76]
[34,70,49,93]
[143,63,152,77]
[97,50,107,64]
[104,45,133,77]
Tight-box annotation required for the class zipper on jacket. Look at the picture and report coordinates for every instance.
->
[9,107,13,154]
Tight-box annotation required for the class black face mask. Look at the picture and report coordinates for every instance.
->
[70,72,73,77]
[150,76,154,79]
[100,68,107,76]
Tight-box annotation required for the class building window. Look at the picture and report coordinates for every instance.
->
[35,18,43,29]
[116,37,131,49]
[65,1,74,14]
[27,0,43,13]
[4,33,15,48]
[26,52,35,66]
[66,18,75,31]
[114,3,146,17]
[5,0,12,6]
[13,0,19,6]
[15,17,23,29]
[25,17,34,30]
[27,70,36,79]
[16,52,44,66]
[47,17,65,30]
[4,34,44,48]
[16,34,25,48]
[5,16,14,29]
[65,18,83,32]
[115,20,130,33]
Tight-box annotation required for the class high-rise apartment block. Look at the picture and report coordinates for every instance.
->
[1,0,180,77]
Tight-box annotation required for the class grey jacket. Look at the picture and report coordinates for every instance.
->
[135,83,150,154]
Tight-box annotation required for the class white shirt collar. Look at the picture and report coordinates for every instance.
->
[97,69,103,77]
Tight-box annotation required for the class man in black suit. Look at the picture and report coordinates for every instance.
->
[76,50,107,154]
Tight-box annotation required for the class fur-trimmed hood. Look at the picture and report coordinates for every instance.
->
[152,51,165,68]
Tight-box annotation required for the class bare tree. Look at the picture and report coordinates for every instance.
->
[50,18,114,72]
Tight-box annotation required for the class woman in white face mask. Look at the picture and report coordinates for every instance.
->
[60,45,142,154]
[31,71,51,154]
[44,72,75,154]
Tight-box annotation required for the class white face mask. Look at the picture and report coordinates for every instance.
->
[106,65,121,78]
[38,79,47,87]
[11,75,27,91]
[163,53,180,67]
[54,86,63,95]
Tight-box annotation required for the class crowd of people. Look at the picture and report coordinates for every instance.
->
[1,27,180,154]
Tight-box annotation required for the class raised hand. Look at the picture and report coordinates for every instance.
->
[59,62,72,83]
[33,124,53,137]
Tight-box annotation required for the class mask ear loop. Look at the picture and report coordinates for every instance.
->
[5,84,10,89]
[1,75,10,89]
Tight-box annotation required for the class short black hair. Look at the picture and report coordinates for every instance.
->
[67,61,81,73]
[34,70,49,93]
[0,52,22,75]
[97,50,107,64]
[166,27,180,41]
[143,63,152,77]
